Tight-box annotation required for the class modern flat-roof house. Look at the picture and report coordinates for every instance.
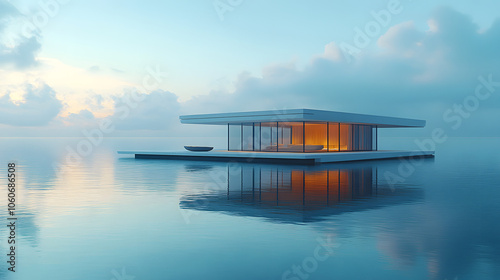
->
[119,109,434,164]
[180,109,424,153]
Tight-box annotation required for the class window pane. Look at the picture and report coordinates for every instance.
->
[254,123,261,151]
[282,125,291,145]
[354,125,372,151]
[228,124,241,151]
[278,122,304,152]
[368,125,373,150]
[328,123,339,151]
[305,122,327,152]
[271,124,278,147]
[340,124,352,151]
[242,123,254,151]
[260,122,276,152]
[359,125,364,151]
[352,125,359,151]
[362,125,372,151]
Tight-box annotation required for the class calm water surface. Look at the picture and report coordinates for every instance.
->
[0,137,499,280]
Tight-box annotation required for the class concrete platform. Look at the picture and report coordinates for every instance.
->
[117,150,435,165]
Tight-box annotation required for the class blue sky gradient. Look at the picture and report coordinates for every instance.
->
[0,0,499,137]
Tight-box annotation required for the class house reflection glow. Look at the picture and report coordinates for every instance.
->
[180,163,423,223]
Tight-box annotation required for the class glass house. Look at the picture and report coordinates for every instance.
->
[180,109,426,153]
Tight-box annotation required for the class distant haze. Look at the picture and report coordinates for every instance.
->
[1,1,499,138]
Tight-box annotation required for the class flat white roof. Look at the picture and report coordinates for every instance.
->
[179,109,425,128]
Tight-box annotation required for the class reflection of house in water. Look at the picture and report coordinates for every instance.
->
[180,163,423,224]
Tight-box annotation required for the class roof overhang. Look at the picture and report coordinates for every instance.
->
[179,109,425,128]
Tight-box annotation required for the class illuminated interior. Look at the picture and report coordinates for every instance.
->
[228,122,376,152]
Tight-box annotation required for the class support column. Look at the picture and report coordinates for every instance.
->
[327,122,329,152]
[302,122,305,153]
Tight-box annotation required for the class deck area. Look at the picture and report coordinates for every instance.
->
[117,150,435,165]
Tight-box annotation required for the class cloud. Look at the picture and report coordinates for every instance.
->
[0,0,41,69]
[3,6,500,138]
[183,7,500,136]
[88,65,100,72]
[109,90,181,131]
[0,57,135,119]
[0,0,18,31]
[84,93,105,112]
[62,109,96,127]
[82,6,497,138]
[0,83,63,126]
[111,68,125,74]
[0,36,41,68]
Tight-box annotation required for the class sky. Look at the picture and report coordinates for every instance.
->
[1,0,500,137]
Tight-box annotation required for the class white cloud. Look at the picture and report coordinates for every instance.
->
[109,90,181,131]
[2,6,500,138]
[0,0,18,32]
[181,7,500,137]
[0,83,62,126]
[0,0,41,69]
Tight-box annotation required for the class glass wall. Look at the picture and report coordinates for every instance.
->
[339,124,351,151]
[228,122,374,152]
[271,123,278,149]
[260,122,276,152]
[328,123,340,151]
[254,123,261,151]
[304,122,328,152]
[242,123,254,151]
[278,122,303,152]
[228,124,241,151]
[358,125,372,151]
